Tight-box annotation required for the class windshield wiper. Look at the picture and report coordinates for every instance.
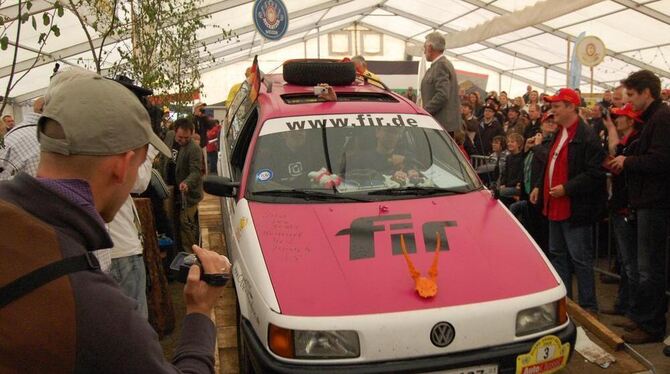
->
[367,186,470,196]
[253,189,369,202]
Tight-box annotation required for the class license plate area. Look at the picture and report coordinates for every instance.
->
[427,364,498,374]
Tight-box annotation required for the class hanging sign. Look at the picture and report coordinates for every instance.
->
[253,0,289,41]
[576,36,606,67]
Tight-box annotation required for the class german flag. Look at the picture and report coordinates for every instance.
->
[249,55,261,102]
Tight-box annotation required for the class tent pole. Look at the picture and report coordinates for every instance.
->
[303,41,307,58]
[590,67,594,97]
[544,67,548,92]
[566,38,571,87]
[498,73,502,93]
[317,27,321,58]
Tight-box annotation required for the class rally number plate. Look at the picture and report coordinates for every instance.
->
[428,364,498,374]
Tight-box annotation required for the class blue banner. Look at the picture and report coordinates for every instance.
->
[253,0,289,41]
[569,32,585,89]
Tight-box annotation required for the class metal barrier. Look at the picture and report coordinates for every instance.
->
[470,154,499,188]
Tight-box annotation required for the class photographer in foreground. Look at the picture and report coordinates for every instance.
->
[0,68,230,373]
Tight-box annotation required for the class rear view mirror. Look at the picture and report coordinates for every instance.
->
[203,175,240,197]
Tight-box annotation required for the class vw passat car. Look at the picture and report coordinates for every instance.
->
[207,60,575,374]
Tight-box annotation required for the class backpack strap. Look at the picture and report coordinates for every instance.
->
[0,252,100,308]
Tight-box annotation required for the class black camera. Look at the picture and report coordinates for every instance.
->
[169,252,230,286]
[602,106,610,119]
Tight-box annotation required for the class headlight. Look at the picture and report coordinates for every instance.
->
[268,324,360,359]
[516,298,567,336]
[295,330,359,358]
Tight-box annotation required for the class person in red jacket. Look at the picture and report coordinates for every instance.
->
[206,119,221,174]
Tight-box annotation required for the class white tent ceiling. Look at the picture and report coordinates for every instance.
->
[1,0,670,104]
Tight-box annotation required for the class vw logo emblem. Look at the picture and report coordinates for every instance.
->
[430,322,455,347]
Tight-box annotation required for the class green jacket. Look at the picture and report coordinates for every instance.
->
[159,130,203,207]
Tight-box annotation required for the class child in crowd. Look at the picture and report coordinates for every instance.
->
[476,135,508,188]
[499,133,525,204]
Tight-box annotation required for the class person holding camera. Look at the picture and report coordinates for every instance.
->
[0,69,230,373]
[600,103,642,322]
[608,70,670,344]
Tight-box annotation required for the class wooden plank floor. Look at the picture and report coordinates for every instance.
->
[199,193,239,374]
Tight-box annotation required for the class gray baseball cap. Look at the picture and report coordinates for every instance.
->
[38,68,171,157]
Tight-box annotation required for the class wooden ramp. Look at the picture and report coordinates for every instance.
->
[198,193,239,374]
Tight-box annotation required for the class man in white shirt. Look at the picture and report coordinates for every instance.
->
[0,98,44,179]
[106,146,159,319]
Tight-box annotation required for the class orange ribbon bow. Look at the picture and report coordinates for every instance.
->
[400,233,440,298]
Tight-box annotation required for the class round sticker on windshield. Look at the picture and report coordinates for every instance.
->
[256,169,273,182]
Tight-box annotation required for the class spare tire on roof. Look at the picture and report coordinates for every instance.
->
[283,59,356,86]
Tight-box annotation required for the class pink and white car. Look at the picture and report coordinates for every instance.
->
[207,60,575,374]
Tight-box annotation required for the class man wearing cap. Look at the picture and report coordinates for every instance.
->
[599,103,642,323]
[0,68,230,373]
[503,106,524,136]
[421,32,460,134]
[478,103,504,155]
[534,87,606,316]
[609,70,670,344]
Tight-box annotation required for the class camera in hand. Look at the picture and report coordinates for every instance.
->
[313,85,328,96]
[169,252,230,286]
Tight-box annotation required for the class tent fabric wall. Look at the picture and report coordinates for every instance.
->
[1,0,670,108]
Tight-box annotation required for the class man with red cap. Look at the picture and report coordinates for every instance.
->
[609,70,670,344]
[599,103,642,324]
[533,88,607,317]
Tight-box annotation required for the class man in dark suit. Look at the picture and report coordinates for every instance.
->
[159,118,204,253]
[420,32,460,134]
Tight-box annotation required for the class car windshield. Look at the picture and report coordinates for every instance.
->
[246,113,481,201]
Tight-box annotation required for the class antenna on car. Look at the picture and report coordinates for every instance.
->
[358,73,390,92]
[263,77,273,93]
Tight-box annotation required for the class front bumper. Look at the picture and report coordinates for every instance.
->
[242,319,577,374]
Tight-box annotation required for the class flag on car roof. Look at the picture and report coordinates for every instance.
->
[249,55,261,102]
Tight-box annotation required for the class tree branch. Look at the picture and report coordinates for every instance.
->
[68,0,99,73]
[9,8,58,92]
[1,0,23,115]
[96,0,121,71]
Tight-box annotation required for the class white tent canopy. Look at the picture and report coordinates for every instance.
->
[1,0,669,109]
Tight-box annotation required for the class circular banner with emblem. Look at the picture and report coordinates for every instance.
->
[253,0,289,41]
[576,36,606,67]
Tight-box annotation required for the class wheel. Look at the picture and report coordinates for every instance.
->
[283,60,356,86]
[236,301,255,374]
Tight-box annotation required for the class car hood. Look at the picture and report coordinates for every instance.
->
[249,191,558,317]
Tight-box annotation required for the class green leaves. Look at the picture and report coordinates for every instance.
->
[0,35,8,51]
[51,25,60,37]
[43,13,50,26]
[55,1,65,17]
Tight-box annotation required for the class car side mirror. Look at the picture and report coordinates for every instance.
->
[203,175,240,197]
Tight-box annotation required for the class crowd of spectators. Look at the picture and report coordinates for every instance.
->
[454,70,670,347]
